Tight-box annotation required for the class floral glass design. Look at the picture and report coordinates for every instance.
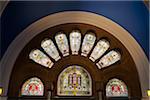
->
[89,39,110,62]
[57,65,92,96]
[81,32,96,57]
[41,38,60,61]
[29,30,121,70]
[106,78,128,97]
[70,30,81,55]
[21,77,44,96]
[55,32,69,56]
[29,49,54,68]
[96,50,121,69]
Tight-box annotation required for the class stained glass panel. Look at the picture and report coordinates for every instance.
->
[70,30,81,55]
[81,33,96,57]
[106,78,128,97]
[29,49,54,68]
[89,39,110,62]
[41,38,61,61]
[21,77,44,96]
[57,65,92,96]
[96,50,121,69]
[55,32,69,56]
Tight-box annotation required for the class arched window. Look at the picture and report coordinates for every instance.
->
[55,32,69,57]
[106,78,128,97]
[81,32,96,57]
[21,77,44,96]
[29,49,54,68]
[96,50,121,69]
[29,30,121,70]
[89,39,110,62]
[41,38,61,61]
[57,65,92,96]
[70,30,81,55]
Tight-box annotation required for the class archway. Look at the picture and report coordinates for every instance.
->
[0,11,149,99]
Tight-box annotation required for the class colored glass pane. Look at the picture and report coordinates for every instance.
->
[106,78,128,97]
[41,38,61,61]
[55,32,69,56]
[89,39,110,62]
[57,65,92,96]
[81,32,96,57]
[21,77,44,96]
[96,50,121,69]
[29,49,54,68]
[70,30,81,55]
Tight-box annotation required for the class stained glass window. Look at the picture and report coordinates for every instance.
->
[106,78,128,97]
[29,30,122,70]
[55,32,69,56]
[96,50,121,69]
[21,77,44,96]
[70,30,81,55]
[81,32,96,57]
[89,39,110,62]
[57,65,92,96]
[41,38,61,61]
[29,49,54,68]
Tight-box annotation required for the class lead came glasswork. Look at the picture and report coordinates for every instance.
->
[106,78,128,97]
[57,65,92,96]
[41,38,61,61]
[81,32,96,57]
[29,30,122,70]
[55,32,69,56]
[96,50,121,69]
[89,39,110,62]
[70,30,81,55]
[21,77,44,96]
[29,49,54,68]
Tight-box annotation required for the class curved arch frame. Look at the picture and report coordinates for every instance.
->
[0,11,149,98]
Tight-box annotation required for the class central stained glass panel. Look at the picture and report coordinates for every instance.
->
[57,65,92,96]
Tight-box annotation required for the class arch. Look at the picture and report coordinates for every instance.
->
[0,11,149,98]
[21,77,44,96]
[57,65,92,96]
[106,78,128,97]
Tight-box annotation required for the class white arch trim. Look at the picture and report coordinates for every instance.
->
[0,11,149,98]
